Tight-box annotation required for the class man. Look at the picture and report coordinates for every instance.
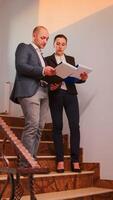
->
[10,26,56,171]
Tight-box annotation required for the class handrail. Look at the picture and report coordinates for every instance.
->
[0,116,43,199]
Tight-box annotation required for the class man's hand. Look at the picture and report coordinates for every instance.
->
[44,66,56,76]
[80,72,88,81]
[50,83,61,91]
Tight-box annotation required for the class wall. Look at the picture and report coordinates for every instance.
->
[38,0,113,33]
[0,0,38,115]
[70,6,113,180]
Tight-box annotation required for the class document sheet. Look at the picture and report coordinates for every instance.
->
[56,61,92,79]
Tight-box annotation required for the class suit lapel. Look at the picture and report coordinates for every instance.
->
[50,54,58,67]
[65,55,70,63]
[29,44,43,67]
[29,44,37,54]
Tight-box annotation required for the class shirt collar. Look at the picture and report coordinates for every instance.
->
[31,42,40,52]
[55,54,65,64]
[55,54,65,59]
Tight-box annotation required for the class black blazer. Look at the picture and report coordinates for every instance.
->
[10,43,44,104]
[45,53,83,95]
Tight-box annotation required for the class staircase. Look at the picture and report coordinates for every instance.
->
[0,114,113,200]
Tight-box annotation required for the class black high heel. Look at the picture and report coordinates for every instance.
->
[56,168,64,173]
[71,162,81,173]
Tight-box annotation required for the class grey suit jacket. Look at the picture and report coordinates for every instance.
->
[10,43,44,104]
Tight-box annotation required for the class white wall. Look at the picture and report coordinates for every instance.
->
[70,6,113,180]
[0,0,38,115]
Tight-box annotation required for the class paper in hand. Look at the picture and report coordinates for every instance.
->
[56,61,92,79]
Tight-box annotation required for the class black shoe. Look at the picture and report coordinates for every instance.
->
[71,162,81,173]
[56,168,64,173]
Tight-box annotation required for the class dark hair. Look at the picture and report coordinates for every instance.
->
[54,34,68,43]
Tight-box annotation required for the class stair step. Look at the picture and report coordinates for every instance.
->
[0,155,71,171]
[0,155,99,174]
[0,171,95,197]
[0,115,52,128]
[0,125,53,140]
[0,170,94,180]
[0,139,75,156]
[0,115,25,127]
[20,187,113,200]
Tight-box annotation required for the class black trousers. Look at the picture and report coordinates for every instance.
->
[49,89,80,163]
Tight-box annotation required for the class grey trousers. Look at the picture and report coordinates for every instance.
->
[19,87,49,165]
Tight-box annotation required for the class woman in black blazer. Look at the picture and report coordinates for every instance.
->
[45,34,88,173]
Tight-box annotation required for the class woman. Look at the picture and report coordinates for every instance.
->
[45,34,88,173]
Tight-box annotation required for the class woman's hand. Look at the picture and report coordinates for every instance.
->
[80,72,88,81]
[50,83,61,91]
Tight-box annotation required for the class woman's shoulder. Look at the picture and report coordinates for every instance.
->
[65,54,75,65]
[45,53,54,60]
[65,54,74,60]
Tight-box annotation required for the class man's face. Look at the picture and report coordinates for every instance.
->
[54,37,67,56]
[33,28,49,49]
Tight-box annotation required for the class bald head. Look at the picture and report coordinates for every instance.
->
[33,26,48,35]
[32,26,49,49]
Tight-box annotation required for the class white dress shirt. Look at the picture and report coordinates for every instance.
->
[31,42,45,68]
[55,54,67,90]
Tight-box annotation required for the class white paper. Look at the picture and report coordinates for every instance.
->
[56,61,92,79]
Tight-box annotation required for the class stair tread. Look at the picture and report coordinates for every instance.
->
[10,126,52,131]
[0,139,53,143]
[0,155,70,159]
[21,187,113,200]
[0,170,94,180]
[0,114,24,118]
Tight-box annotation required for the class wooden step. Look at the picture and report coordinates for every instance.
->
[20,187,113,200]
[0,126,68,142]
[0,115,52,128]
[0,139,54,156]
[0,154,98,174]
[0,125,54,143]
[0,171,95,198]
[0,114,25,127]
[0,139,80,156]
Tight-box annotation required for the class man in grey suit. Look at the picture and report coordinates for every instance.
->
[10,26,56,170]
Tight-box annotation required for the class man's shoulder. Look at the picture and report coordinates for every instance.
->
[16,42,30,48]
[16,43,33,53]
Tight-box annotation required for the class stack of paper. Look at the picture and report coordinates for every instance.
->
[56,61,92,79]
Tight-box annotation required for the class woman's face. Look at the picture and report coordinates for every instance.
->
[54,37,67,56]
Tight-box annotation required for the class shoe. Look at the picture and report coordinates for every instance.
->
[56,168,64,173]
[56,161,64,173]
[71,162,81,173]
